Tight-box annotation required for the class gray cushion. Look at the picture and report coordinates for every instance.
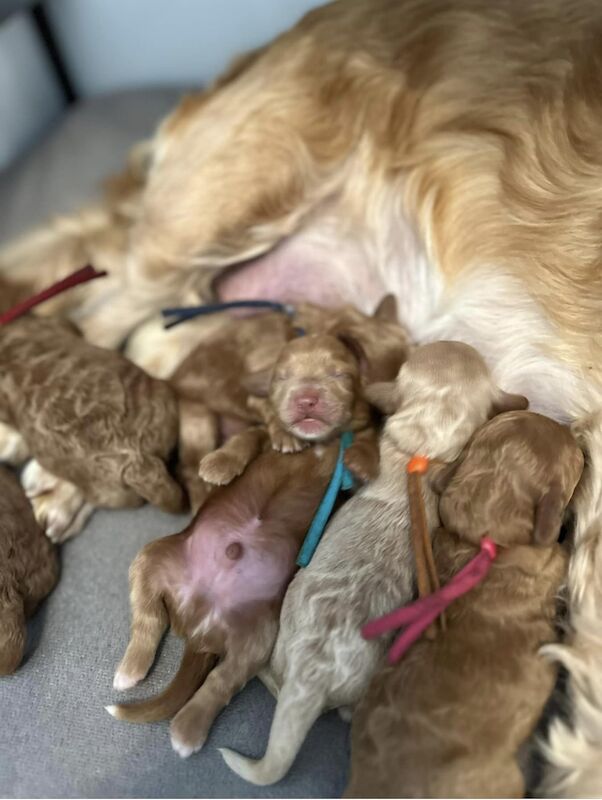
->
[0,90,349,798]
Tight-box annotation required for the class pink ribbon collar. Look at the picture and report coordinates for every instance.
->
[362,537,498,664]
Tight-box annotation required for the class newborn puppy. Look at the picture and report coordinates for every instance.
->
[170,311,296,509]
[174,294,408,502]
[107,332,376,758]
[199,332,377,486]
[346,411,584,799]
[220,341,528,786]
[0,316,184,541]
[0,466,59,673]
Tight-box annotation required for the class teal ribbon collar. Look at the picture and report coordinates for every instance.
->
[296,430,355,568]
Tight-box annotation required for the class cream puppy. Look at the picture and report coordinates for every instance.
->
[220,340,527,785]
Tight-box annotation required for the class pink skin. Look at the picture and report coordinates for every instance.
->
[288,386,331,437]
[283,384,340,439]
[215,234,383,312]
[181,509,298,613]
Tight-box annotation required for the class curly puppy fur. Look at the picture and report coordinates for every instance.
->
[220,341,528,786]
[347,412,584,798]
[173,295,407,506]
[2,1,602,784]
[107,333,377,758]
[0,316,184,526]
[0,466,59,674]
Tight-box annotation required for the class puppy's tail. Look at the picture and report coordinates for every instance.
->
[106,646,217,723]
[220,678,325,785]
[124,455,186,515]
[0,590,26,675]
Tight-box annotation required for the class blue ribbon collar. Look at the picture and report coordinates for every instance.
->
[296,430,354,568]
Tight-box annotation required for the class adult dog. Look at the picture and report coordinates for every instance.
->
[1,0,602,793]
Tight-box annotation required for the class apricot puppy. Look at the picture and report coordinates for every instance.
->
[347,411,584,798]
[0,316,184,540]
[0,466,59,673]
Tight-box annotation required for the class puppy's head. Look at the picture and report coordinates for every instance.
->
[245,333,362,442]
[365,341,528,461]
[436,411,584,549]
[296,294,411,384]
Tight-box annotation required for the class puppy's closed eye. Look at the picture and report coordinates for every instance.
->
[327,368,353,380]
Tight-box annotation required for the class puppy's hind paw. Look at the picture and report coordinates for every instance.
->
[171,736,196,759]
[198,451,245,486]
[0,423,28,467]
[112,668,142,691]
[21,459,59,498]
[170,709,208,758]
[27,474,94,543]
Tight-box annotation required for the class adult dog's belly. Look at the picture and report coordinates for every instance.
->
[217,211,600,424]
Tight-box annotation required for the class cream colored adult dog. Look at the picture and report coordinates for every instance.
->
[1,0,602,792]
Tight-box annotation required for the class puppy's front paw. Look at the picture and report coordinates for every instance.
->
[268,425,307,454]
[170,708,208,758]
[198,451,245,485]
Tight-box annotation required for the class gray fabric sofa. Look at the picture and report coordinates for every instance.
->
[0,90,350,798]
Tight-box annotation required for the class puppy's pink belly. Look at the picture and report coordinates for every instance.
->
[185,521,297,612]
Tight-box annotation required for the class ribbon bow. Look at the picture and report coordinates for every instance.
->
[362,537,498,664]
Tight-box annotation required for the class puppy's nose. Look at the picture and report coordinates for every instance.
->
[295,390,320,413]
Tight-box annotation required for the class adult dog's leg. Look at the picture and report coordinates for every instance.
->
[540,410,602,797]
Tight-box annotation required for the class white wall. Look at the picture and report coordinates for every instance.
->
[0,11,65,169]
[46,0,328,97]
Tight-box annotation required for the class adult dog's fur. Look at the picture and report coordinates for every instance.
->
[540,410,602,797]
[2,0,602,787]
[346,411,584,798]
[220,342,527,785]
[0,466,59,674]
[0,316,184,541]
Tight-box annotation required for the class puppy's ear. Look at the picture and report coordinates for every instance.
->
[429,459,461,496]
[372,294,398,324]
[241,367,273,397]
[335,324,407,383]
[364,381,401,415]
[491,390,529,417]
[533,482,565,546]
[336,332,368,374]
